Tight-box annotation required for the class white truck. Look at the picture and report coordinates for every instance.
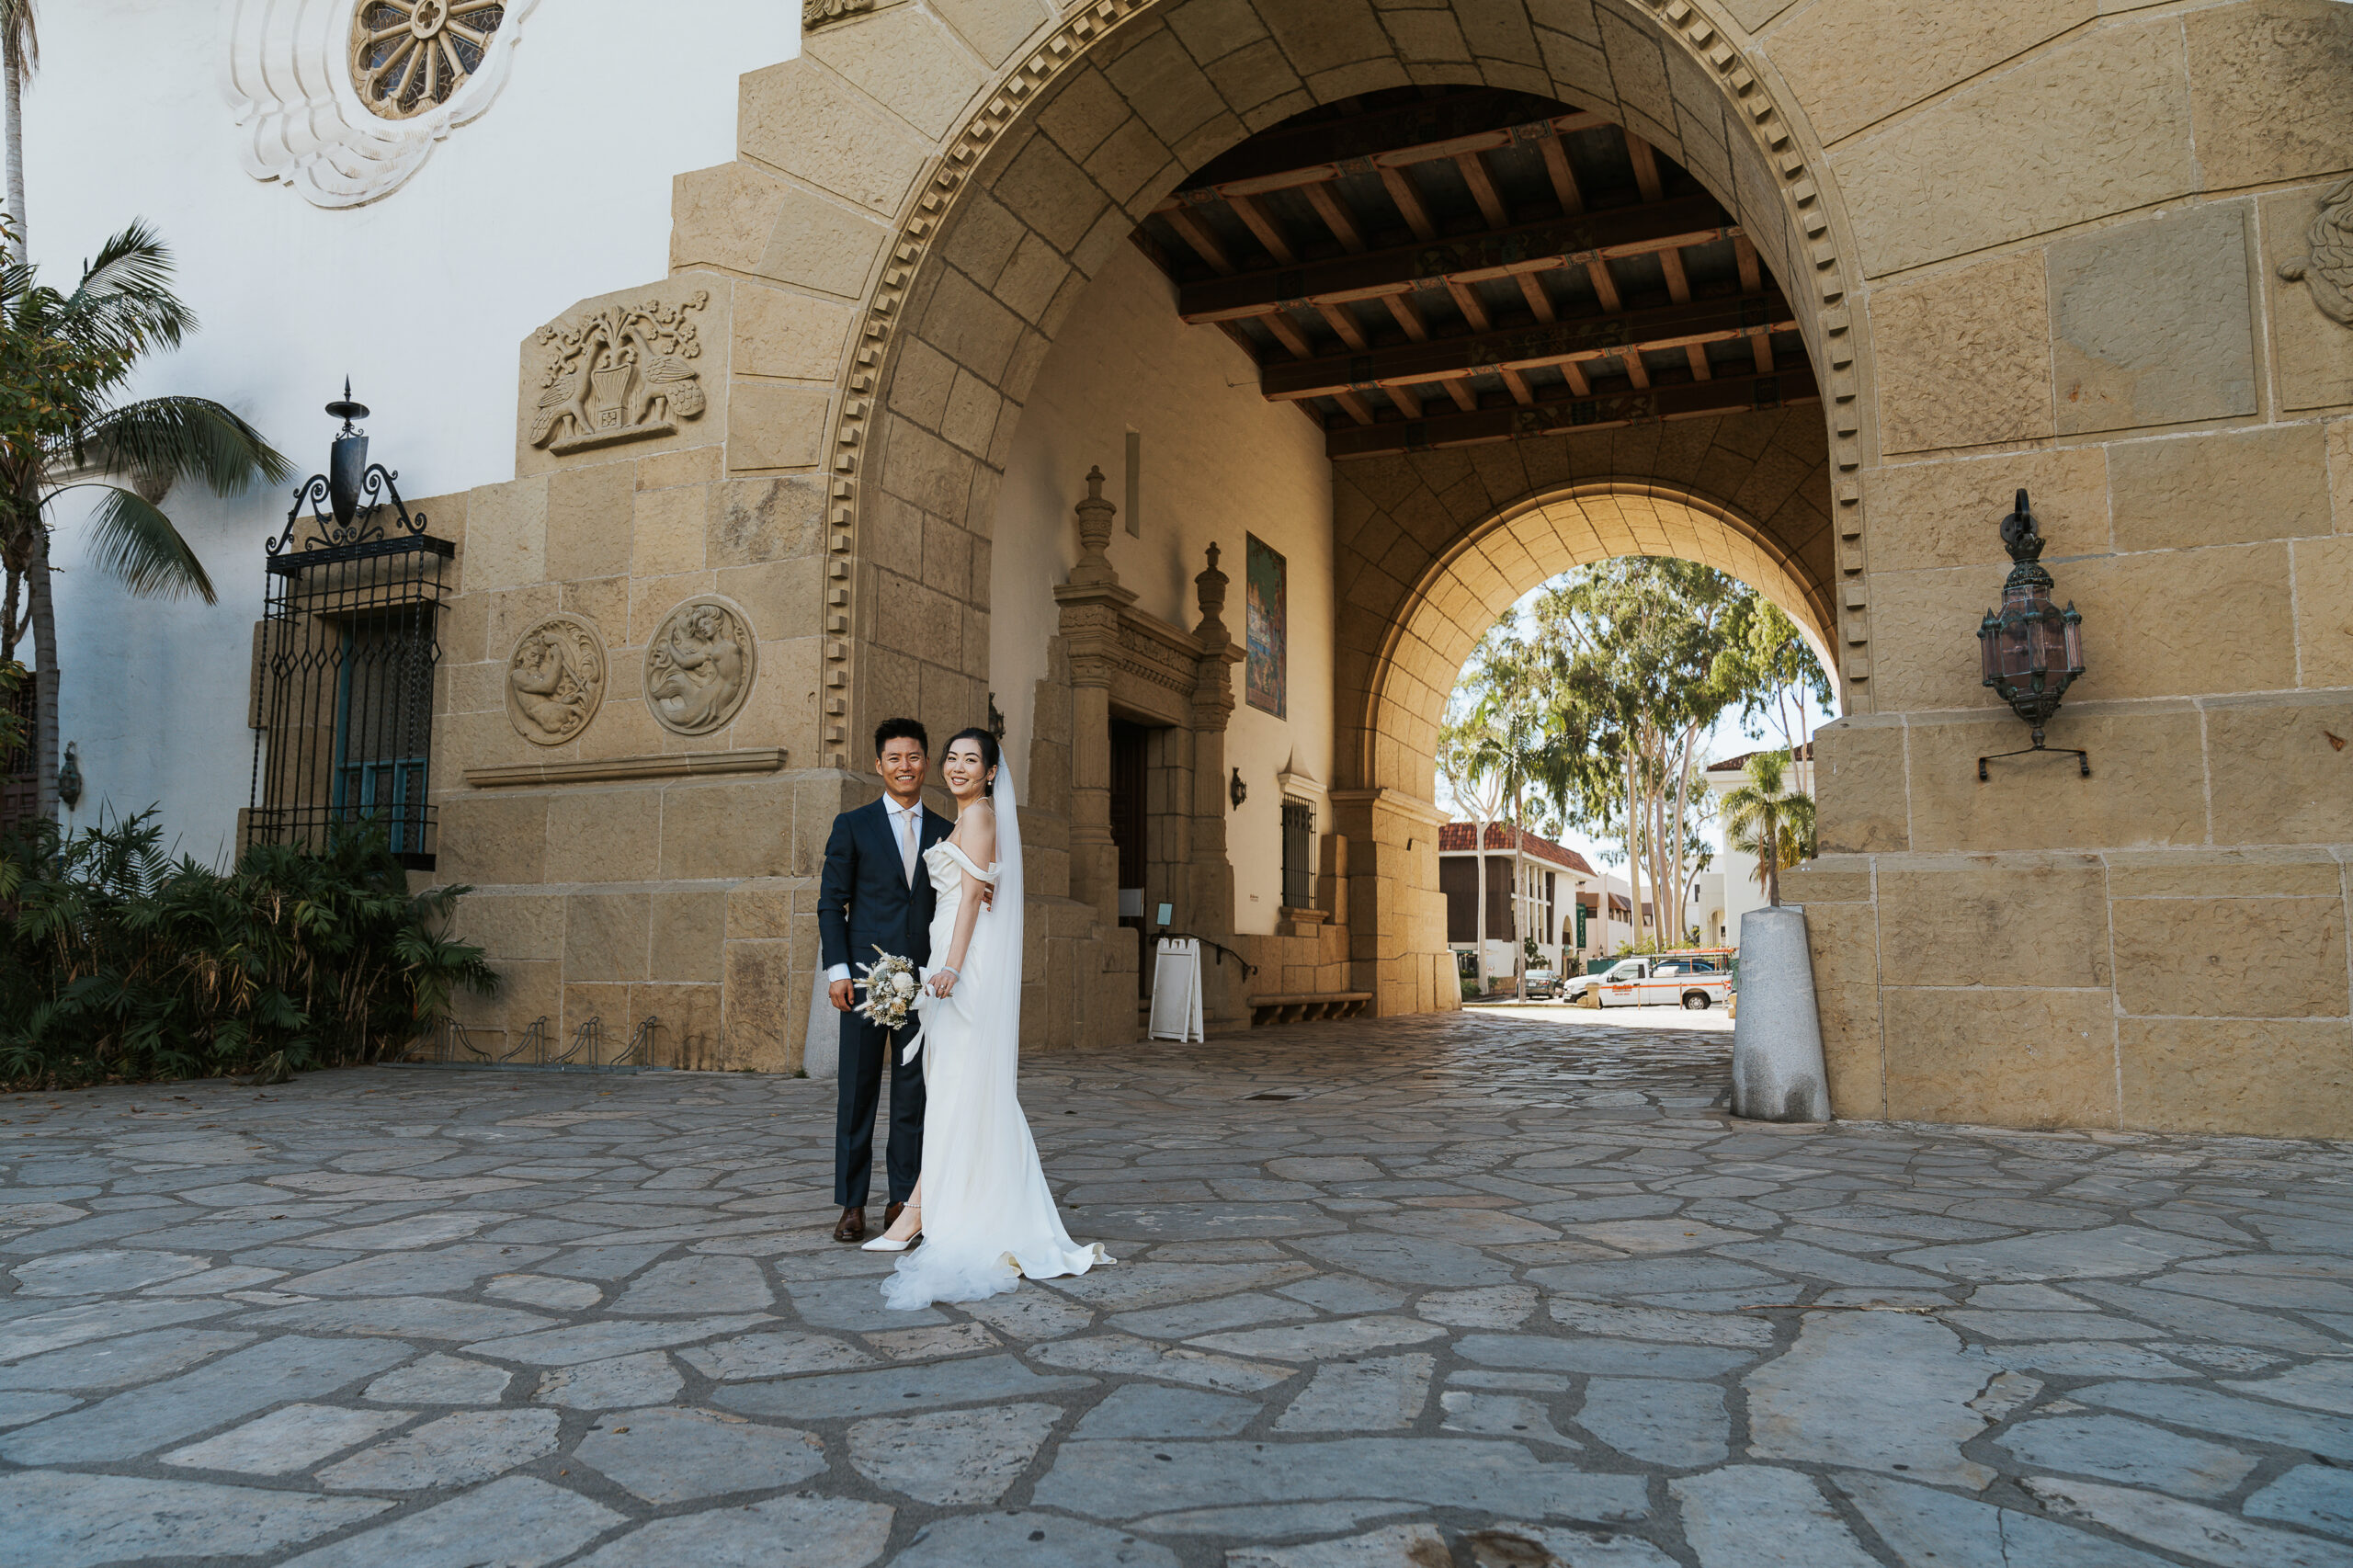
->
[1574,949,1736,1009]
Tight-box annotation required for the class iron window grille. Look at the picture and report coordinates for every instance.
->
[1280,799,1314,910]
[249,524,452,870]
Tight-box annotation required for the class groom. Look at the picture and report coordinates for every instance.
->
[819,718,953,1244]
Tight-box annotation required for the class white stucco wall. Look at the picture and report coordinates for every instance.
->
[992,243,1334,937]
[22,1,794,860]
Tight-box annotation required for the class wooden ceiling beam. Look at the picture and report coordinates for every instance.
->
[1259,290,1793,402]
[1180,195,1736,323]
[1157,106,1609,213]
[1226,192,1296,265]
[1325,365,1820,459]
[1379,165,1437,241]
[1302,183,1368,254]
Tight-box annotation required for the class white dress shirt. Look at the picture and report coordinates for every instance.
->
[827,800,923,983]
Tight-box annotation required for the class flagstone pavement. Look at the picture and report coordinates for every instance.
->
[4,1010,2352,1567]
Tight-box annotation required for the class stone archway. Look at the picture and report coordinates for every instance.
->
[438,0,2353,1140]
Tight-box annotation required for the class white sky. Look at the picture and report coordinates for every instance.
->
[1433,574,1839,881]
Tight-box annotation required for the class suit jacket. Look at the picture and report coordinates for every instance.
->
[818,798,954,976]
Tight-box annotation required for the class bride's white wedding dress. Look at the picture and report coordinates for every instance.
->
[880,765,1109,1309]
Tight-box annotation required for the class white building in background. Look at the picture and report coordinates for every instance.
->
[1701,743,1815,944]
[19,2,795,860]
[1439,823,1601,983]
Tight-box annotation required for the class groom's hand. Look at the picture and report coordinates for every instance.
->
[979,883,995,911]
[828,979,855,1012]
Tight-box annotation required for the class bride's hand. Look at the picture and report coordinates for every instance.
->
[926,966,959,998]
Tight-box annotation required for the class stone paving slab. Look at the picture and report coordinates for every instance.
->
[3,1010,2351,1565]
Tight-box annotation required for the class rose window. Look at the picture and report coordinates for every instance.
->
[349,0,507,119]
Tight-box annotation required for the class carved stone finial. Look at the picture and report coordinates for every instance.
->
[1195,541,1230,642]
[1069,465,1120,587]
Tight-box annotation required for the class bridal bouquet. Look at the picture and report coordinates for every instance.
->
[852,948,922,1031]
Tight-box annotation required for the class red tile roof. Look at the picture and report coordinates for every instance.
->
[1438,822,1597,876]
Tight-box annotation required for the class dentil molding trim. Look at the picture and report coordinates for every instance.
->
[227,0,541,210]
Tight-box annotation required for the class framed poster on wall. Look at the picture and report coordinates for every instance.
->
[1245,532,1286,718]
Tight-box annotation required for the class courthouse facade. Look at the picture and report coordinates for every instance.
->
[29,0,2353,1136]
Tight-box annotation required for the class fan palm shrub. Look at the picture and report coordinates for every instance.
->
[1720,748,1814,908]
[0,812,497,1086]
[0,222,290,817]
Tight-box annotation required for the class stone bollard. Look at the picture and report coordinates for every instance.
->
[1732,904,1831,1122]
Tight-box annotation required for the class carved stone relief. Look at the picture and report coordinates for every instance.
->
[645,596,757,736]
[227,0,539,209]
[529,292,710,455]
[803,0,877,28]
[506,614,607,745]
[2278,176,2353,326]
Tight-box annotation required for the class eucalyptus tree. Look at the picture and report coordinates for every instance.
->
[1713,594,1832,756]
[0,224,290,818]
[1531,558,1744,948]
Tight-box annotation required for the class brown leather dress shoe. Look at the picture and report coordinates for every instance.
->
[882,1201,905,1232]
[832,1206,866,1244]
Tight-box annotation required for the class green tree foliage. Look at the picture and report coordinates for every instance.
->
[1720,747,1816,907]
[0,223,290,817]
[1445,559,1831,951]
[0,813,497,1086]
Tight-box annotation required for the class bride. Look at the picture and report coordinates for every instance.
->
[863,725,1110,1306]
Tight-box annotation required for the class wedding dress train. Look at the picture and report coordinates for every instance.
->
[880,765,1108,1309]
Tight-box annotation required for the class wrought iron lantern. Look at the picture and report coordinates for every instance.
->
[1976,488,2088,780]
[270,381,426,553]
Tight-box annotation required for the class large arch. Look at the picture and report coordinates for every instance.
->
[1337,431,1836,805]
[438,0,2353,1138]
[794,0,1862,782]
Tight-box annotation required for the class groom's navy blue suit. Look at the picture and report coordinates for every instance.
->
[819,797,952,1209]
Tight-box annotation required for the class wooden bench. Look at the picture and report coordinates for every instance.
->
[1248,992,1373,1026]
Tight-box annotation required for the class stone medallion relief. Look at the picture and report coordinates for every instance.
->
[2279,176,2353,326]
[506,613,607,746]
[644,597,757,737]
[228,0,540,208]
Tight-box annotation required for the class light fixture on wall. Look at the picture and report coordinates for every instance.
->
[272,381,427,553]
[1976,488,2088,781]
[1229,767,1247,810]
[57,743,81,812]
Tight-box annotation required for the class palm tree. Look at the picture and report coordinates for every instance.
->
[0,0,32,261]
[0,222,290,819]
[1720,748,1814,908]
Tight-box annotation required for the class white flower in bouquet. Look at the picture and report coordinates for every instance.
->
[853,948,920,1030]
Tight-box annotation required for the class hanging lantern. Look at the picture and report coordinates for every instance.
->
[1976,489,2089,779]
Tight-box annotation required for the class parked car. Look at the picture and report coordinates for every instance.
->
[1587,948,1737,1009]
[1522,966,1560,999]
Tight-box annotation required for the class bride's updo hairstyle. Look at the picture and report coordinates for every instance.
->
[944,726,1000,792]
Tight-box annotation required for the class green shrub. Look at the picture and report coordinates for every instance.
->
[0,812,497,1086]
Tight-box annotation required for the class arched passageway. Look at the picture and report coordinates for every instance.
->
[432,0,2353,1139]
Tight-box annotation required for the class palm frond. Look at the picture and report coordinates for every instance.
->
[0,0,37,74]
[78,396,292,494]
[57,224,196,363]
[60,483,216,603]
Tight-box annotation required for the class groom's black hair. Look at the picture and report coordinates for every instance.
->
[874,717,928,756]
[944,726,1000,782]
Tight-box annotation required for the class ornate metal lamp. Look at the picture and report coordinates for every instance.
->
[1976,488,2088,780]
[269,381,427,554]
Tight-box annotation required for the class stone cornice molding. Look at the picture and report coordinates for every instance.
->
[227,0,541,209]
[464,746,787,788]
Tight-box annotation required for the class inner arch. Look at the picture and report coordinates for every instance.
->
[1361,480,1836,803]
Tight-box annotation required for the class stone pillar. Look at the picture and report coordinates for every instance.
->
[1051,468,1132,927]
[1188,544,1246,1030]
